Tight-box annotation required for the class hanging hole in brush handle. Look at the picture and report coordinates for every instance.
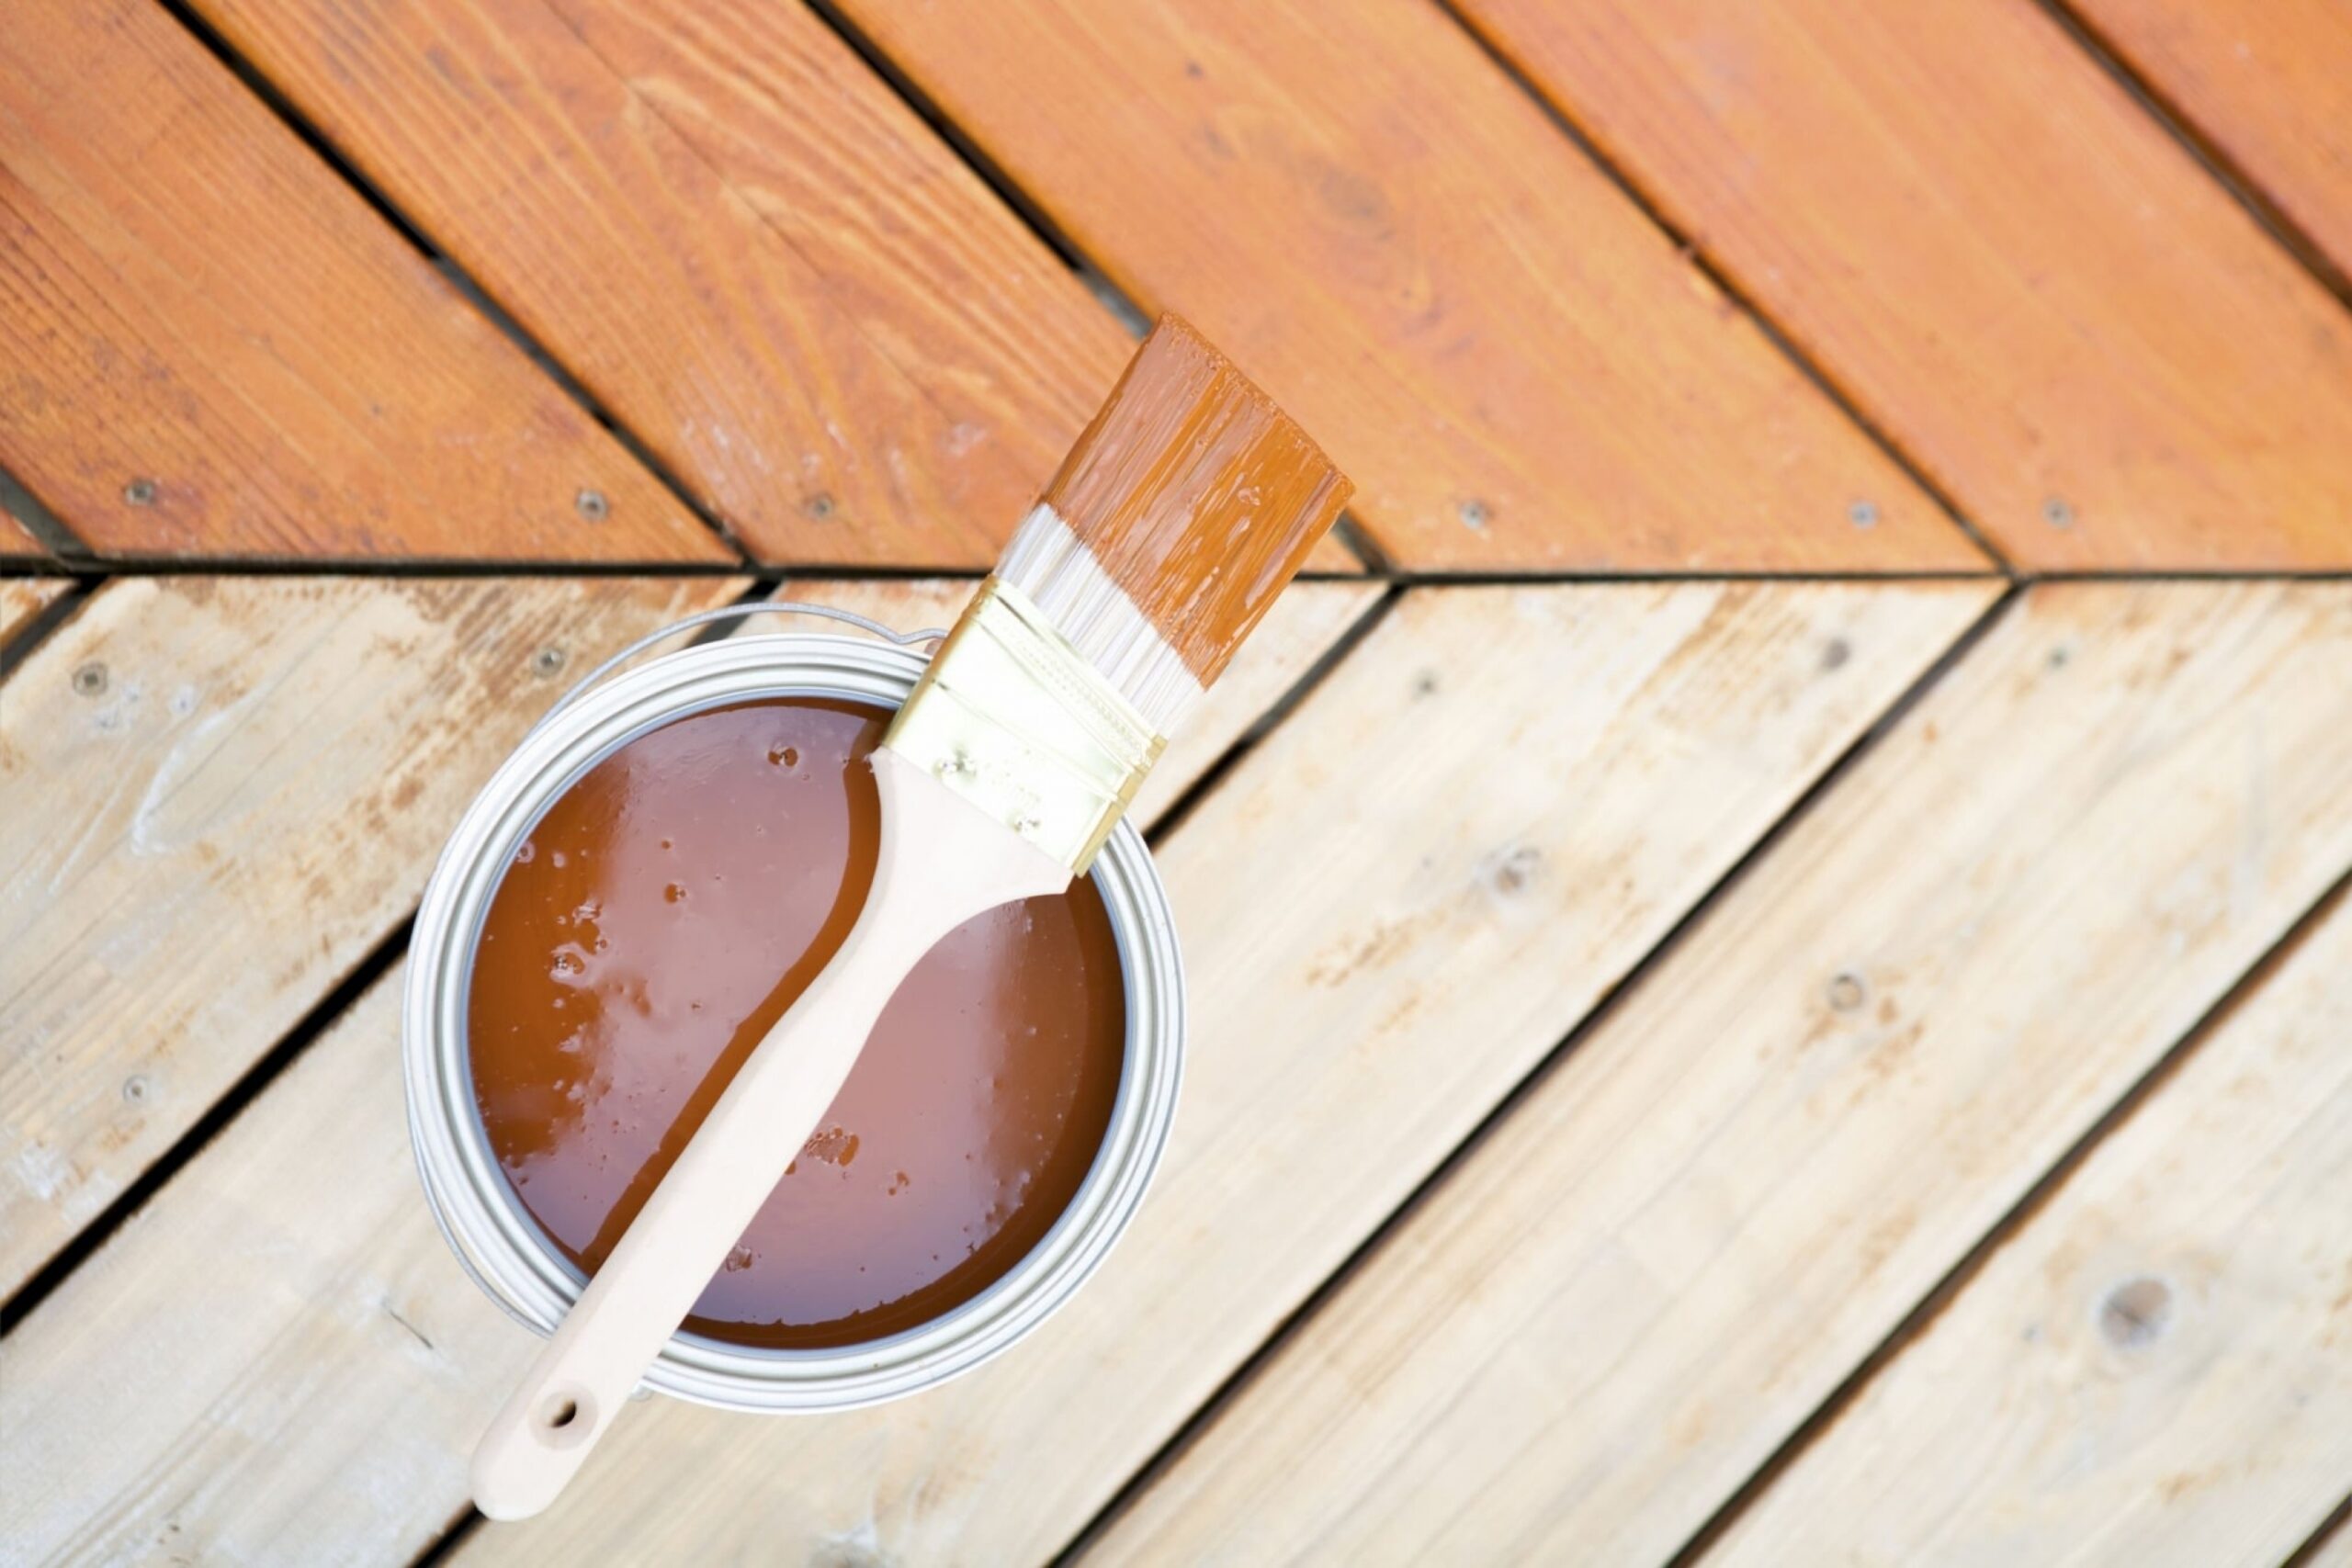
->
[533,600,952,739]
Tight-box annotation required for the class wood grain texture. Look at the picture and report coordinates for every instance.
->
[1714,896,2352,1566]
[828,0,1984,574]
[539,0,1342,579]
[0,0,723,562]
[2070,0,2352,288]
[0,576,1376,1563]
[0,973,503,1565]
[0,574,742,1298]
[1453,0,2352,570]
[1102,583,2352,1566]
[0,576,65,648]
[185,0,1296,570]
[444,581,1992,1563]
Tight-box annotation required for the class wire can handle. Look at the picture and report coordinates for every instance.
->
[536,600,951,736]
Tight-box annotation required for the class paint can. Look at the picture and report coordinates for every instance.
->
[403,602,1184,1412]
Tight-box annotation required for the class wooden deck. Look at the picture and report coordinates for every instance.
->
[3,1,2348,1562]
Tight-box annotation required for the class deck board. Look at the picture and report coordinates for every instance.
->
[0,576,64,649]
[0,0,724,563]
[1714,893,2352,1565]
[1100,583,2352,1565]
[2069,0,2352,287]
[3,505,44,556]
[0,575,743,1298]
[184,0,1339,570]
[824,0,1984,574]
[0,576,1381,1563]
[1452,0,2352,570]
[447,581,1993,1564]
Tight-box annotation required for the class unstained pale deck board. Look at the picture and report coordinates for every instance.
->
[445,581,1993,1564]
[1101,583,2352,1566]
[0,575,743,1300]
[1714,893,2352,1566]
[1452,0,2352,570]
[0,576,65,649]
[187,0,1308,570]
[0,0,723,563]
[2070,0,2352,288]
[828,0,1983,574]
[0,575,1379,1563]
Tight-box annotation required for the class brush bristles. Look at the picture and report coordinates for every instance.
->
[997,502,1204,737]
[1034,316,1350,686]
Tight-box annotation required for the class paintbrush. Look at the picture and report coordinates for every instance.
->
[471,315,1351,1518]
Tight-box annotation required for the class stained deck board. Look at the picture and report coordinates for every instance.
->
[180,0,1343,573]
[0,575,1381,1563]
[1714,894,2352,1566]
[1100,582,2352,1566]
[447,581,1994,1564]
[825,0,1984,575]
[0,0,724,564]
[0,575,743,1300]
[3,505,43,556]
[0,576,65,649]
[2069,0,2352,288]
[1452,0,2352,571]
[544,0,1365,578]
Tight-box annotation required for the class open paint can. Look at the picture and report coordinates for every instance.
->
[403,603,1185,1413]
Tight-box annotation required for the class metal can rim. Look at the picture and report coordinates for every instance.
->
[402,626,1184,1413]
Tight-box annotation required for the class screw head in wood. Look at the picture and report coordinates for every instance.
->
[2098,1275,2171,1348]
[123,478,158,507]
[1457,498,1490,532]
[122,1074,151,1104]
[72,661,108,697]
[1826,972,1867,1012]
[1848,500,1880,529]
[531,646,567,679]
[2041,497,2075,529]
[574,489,609,523]
[805,491,837,521]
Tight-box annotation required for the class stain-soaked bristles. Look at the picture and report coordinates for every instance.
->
[1033,316,1351,689]
[996,502,1204,737]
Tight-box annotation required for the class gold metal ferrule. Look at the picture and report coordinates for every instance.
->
[882,576,1166,873]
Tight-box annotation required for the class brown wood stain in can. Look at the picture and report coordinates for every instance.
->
[466,697,1126,1349]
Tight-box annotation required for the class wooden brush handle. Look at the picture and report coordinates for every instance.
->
[470,749,1072,1521]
